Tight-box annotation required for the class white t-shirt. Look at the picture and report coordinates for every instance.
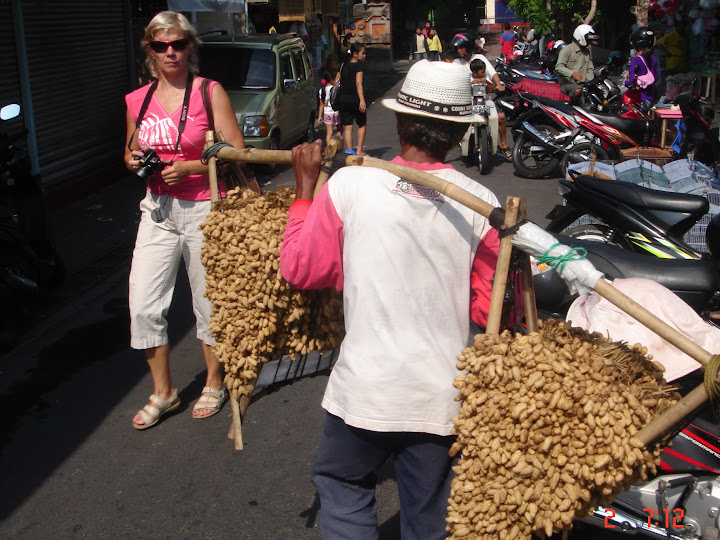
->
[454,53,497,80]
[415,34,427,53]
[321,165,499,435]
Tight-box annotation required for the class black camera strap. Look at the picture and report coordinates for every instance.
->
[127,71,194,160]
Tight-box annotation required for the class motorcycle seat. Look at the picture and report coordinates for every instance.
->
[574,175,710,215]
[576,108,658,140]
[554,234,719,311]
[532,95,576,114]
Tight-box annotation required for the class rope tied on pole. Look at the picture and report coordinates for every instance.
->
[705,355,720,402]
[201,142,234,165]
[534,242,588,272]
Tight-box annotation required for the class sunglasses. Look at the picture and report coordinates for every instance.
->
[149,39,190,53]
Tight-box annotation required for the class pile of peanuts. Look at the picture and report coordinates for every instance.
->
[447,318,678,539]
[200,187,345,399]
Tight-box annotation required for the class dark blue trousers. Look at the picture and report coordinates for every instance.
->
[312,413,456,540]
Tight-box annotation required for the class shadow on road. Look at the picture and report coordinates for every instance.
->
[0,265,198,521]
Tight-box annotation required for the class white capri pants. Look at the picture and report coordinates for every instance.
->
[129,192,214,349]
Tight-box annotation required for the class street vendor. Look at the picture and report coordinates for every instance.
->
[279,60,500,539]
[555,24,599,104]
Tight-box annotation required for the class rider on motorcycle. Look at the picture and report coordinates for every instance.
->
[555,24,599,104]
[451,33,511,160]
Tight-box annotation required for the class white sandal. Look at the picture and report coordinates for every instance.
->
[132,389,180,430]
[192,386,228,419]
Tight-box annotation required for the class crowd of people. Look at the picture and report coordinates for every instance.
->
[409,21,489,64]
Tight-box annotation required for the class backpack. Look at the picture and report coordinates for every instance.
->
[329,64,343,109]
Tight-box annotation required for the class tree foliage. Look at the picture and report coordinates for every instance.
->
[509,0,598,38]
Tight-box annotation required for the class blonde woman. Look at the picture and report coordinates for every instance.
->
[124,11,250,429]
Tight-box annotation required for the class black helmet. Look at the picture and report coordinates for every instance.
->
[607,50,626,70]
[450,32,473,51]
[630,27,655,50]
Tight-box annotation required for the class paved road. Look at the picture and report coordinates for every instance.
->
[0,61,572,539]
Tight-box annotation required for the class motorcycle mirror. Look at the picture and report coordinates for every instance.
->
[0,104,20,120]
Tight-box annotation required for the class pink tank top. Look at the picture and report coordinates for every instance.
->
[125,77,226,201]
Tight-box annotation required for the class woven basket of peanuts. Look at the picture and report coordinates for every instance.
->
[200,186,345,401]
[446,318,680,539]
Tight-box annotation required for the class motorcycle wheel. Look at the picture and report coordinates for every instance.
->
[478,126,490,175]
[562,223,631,249]
[511,124,561,179]
[465,132,477,166]
[560,143,610,178]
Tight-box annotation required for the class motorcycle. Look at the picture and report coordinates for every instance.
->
[546,170,708,260]
[583,66,624,114]
[460,81,500,175]
[537,169,720,319]
[578,411,720,539]
[0,102,64,349]
[526,190,720,538]
[510,94,657,179]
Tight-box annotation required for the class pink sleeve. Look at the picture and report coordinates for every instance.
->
[470,227,500,328]
[279,184,345,290]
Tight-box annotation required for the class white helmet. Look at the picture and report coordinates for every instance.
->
[573,24,599,47]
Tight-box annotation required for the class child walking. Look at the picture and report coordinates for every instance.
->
[318,69,340,146]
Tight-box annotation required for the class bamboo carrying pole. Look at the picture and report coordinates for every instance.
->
[486,197,520,335]
[213,146,720,449]
[518,199,539,334]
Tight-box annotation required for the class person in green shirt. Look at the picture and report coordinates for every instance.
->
[555,24,599,104]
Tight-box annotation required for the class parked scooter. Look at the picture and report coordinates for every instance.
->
[546,170,708,259]
[539,171,720,318]
[578,413,720,539]
[511,94,657,179]
[528,206,720,539]
[460,81,500,175]
[0,103,64,349]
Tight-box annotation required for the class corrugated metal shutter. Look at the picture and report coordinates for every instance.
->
[22,0,129,185]
[0,2,23,134]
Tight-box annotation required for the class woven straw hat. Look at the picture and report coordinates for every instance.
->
[382,60,481,123]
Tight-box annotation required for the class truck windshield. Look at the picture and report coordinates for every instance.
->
[199,47,275,90]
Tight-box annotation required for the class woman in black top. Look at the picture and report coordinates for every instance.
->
[338,43,367,155]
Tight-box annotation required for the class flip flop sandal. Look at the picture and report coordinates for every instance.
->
[192,386,228,419]
[499,146,512,161]
[132,389,180,430]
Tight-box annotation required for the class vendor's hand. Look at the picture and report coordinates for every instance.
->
[497,83,506,92]
[161,160,191,185]
[126,150,144,173]
[359,100,367,113]
[572,71,582,82]
[292,140,323,200]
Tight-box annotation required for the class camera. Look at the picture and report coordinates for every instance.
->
[135,150,165,181]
